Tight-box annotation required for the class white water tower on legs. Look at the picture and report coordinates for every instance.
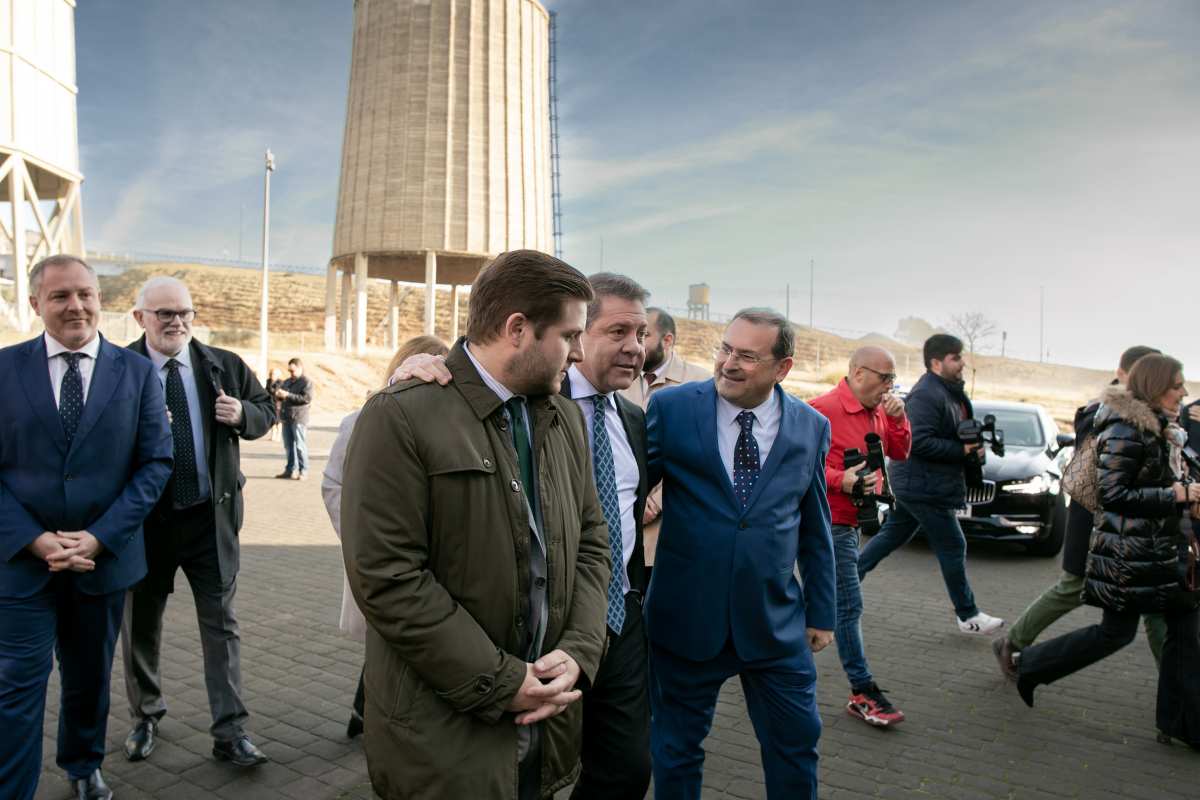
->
[0,0,85,331]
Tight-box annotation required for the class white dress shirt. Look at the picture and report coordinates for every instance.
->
[568,365,639,595]
[716,387,782,487]
[45,332,101,407]
[146,343,212,503]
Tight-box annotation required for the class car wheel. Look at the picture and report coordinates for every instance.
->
[1026,493,1067,557]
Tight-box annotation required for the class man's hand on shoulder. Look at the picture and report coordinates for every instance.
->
[807,628,833,653]
[390,353,452,387]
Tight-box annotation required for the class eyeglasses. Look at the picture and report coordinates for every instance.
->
[713,343,774,367]
[860,365,897,384]
[145,308,196,323]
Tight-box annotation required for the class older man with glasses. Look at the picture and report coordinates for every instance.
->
[122,276,276,768]
[809,347,911,728]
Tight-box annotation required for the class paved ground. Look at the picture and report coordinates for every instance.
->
[36,422,1199,799]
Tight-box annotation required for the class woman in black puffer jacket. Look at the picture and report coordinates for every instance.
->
[1014,354,1200,749]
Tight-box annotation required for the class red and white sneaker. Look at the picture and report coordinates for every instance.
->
[847,683,906,727]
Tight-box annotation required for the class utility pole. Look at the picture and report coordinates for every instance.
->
[809,259,814,328]
[257,149,275,379]
[1001,330,1008,359]
[1039,286,1045,363]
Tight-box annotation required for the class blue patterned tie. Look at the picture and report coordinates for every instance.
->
[58,352,85,443]
[733,410,760,507]
[591,394,625,635]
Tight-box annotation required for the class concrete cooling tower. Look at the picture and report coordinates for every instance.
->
[1,0,85,331]
[327,0,554,353]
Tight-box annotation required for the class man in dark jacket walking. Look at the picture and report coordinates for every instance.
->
[121,276,276,768]
[274,357,313,480]
[992,345,1167,678]
[858,334,1004,635]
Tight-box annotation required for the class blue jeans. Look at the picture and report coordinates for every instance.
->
[831,525,872,690]
[858,498,979,621]
[282,422,308,475]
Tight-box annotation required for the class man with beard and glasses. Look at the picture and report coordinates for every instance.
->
[121,277,275,768]
[395,272,659,800]
[0,256,172,800]
[621,307,710,584]
[340,250,611,800]
[644,308,835,800]
[857,334,1005,636]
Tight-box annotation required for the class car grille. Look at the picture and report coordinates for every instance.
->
[966,481,997,505]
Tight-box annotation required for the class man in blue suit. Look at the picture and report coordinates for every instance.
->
[645,307,835,800]
[0,255,173,800]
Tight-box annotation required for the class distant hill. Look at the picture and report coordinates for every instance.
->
[80,262,1136,425]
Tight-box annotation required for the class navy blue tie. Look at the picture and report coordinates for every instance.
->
[591,395,626,635]
[733,410,760,507]
[166,359,201,507]
[58,352,85,443]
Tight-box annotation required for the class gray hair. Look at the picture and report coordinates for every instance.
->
[586,272,649,328]
[135,276,191,309]
[731,307,795,360]
[29,254,95,296]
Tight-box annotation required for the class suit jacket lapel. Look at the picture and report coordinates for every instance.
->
[17,336,69,453]
[71,336,124,450]
[616,396,648,501]
[694,382,739,508]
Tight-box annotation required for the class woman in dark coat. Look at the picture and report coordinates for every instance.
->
[1014,354,1200,749]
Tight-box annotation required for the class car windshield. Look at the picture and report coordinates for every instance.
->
[976,408,1045,448]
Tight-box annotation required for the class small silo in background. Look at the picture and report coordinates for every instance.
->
[328,0,554,353]
[0,0,85,331]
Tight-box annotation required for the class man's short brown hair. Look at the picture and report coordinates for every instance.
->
[1119,345,1161,373]
[586,272,649,328]
[466,250,594,343]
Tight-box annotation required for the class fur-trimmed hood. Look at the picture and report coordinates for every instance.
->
[1095,385,1165,438]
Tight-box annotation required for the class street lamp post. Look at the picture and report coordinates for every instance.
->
[257,149,275,379]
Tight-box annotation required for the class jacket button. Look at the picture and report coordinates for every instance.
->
[515,616,525,628]
[534,576,547,590]
[738,521,748,530]
[64,474,73,481]
[511,479,521,493]
[483,458,493,469]
[476,677,493,694]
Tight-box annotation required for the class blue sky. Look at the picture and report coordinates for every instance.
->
[75,1,1199,370]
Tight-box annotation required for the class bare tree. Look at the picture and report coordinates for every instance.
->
[947,312,998,396]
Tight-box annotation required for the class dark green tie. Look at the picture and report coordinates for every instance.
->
[506,397,535,504]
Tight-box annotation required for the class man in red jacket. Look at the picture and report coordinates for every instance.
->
[810,346,911,727]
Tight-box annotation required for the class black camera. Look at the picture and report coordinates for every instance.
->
[957,414,1005,489]
[844,433,895,524]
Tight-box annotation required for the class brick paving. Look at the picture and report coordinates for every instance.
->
[35,420,1198,799]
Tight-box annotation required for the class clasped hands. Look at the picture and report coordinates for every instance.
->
[27,530,104,573]
[505,649,582,725]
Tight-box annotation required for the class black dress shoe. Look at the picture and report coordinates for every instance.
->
[213,735,269,767]
[1016,674,1037,708]
[124,717,158,761]
[72,769,113,800]
[346,710,364,739]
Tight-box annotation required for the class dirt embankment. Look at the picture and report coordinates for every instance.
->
[0,261,1136,424]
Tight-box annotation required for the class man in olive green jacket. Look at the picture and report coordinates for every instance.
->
[341,250,611,800]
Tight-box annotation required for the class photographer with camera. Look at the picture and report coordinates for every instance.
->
[810,346,911,727]
[857,334,1006,635]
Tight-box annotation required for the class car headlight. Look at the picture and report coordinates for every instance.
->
[1002,474,1059,495]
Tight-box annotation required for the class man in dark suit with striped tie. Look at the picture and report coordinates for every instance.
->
[0,255,173,800]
